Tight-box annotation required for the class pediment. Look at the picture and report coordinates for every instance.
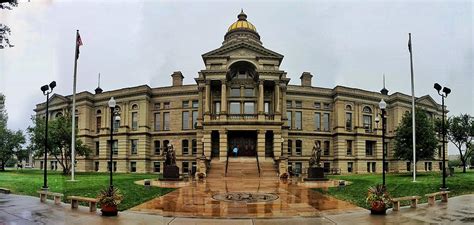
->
[202,42,283,60]
[48,94,70,105]
[416,95,439,108]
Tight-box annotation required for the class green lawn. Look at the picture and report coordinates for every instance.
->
[320,169,474,209]
[0,169,174,210]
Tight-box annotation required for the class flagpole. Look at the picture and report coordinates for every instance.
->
[70,30,79,181]
[409,33,416,182]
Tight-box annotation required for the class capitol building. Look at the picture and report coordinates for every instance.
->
[35,11,445,176]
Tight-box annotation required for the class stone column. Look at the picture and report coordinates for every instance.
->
[258,80,264,114]
[219,130,228,161]
[274,81,280,114]
[203,132,212,159]
[281,84,287,120]
[273,132,282,159]
[197,85,204,126]
[220,80,227,120]
[205,81,211,114]
[257,130,266,161]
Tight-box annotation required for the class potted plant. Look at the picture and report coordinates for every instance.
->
[97,187,123,216]
[366,184,391,215]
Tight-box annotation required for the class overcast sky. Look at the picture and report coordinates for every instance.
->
[0,0,472,154]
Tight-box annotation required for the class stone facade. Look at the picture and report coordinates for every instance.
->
[33,11,446,175]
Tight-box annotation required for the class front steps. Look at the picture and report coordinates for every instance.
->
[206,157,278,179]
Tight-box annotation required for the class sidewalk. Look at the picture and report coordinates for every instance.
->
[1,193,473,225]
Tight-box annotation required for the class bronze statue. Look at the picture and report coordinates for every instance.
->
[164,144,176,166]
[309,140,322,168]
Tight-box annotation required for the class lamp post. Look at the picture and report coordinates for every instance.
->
[107,97,120,193]
[434,83,450,191]
[40,81,56,190]
[379,99,387,186]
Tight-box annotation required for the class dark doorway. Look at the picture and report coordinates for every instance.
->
[228,131,257,156]
[265,131,274,157]
[211,130,220,158]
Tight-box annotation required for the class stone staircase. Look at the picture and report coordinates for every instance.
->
[207,157,278,179]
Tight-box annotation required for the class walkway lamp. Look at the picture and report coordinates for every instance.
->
[40,81,56,190]
[434,83,450,191]
[107,97,120,192]
[379,99,387,186]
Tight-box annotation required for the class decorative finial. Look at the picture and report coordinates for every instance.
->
[238,9,247,21]
[95,72,103,94]
[380,73,389,95]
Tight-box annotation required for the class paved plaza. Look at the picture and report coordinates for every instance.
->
[1,193,473,224]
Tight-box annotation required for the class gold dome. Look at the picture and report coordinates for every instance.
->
[227,10,257,32]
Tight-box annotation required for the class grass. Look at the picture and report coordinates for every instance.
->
[319,169,474,209]
[0,169,174,210]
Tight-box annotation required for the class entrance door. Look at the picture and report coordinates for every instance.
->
[228,131,257,156]
[265,131,274,157]
[211,131,219,158]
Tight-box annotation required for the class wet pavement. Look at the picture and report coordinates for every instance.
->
[1,193,474,224]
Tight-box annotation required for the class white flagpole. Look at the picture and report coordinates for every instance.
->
[71,30,79,181]
[408,33,416,182]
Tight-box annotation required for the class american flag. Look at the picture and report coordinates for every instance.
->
[76,30,83,59]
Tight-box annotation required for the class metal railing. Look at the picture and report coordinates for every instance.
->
[228,114,257,120]
[255,153,261,177]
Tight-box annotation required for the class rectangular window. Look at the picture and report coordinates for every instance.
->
[347,162,353,173]
[96,116,101,133]
[182,162,189,173]
[131,139,138,155]
[154,113,161,131]
[314,113,321,131]
[287,111,292,128]
[95,162,99,172]
[346,140,353,155]
[295,111,302,130]
[182,101,189,108]
[113,119,119,132]
[214,102,221,114]
[164,102,170,109]
[322,113,330,131]
[192,111,198,129]
[407,162,411,171]
[294,162,302,174]
[372,162,376,173]
[154,103,161,110]
[108,162,117,172]
[95,141,100,156]
[182,140,189,155]
[286,101,292,109]
[295,140,302,156]
[131,112,138,131]
[230,102,240,114]
[182,111,189,130]
[163,112,170,130]
[314,102,321,109]
[363,115,372,132]
[110,140,118,155]
[345,112,352,131]
[287,162,292,174]
[244,88,254,97]
[130,162,136,172]
[365,141,374,156]
[287,140,292,155]
[384,162,389,172]
[244,102,255,114]
[295,101,302,108]
[192,139,197,155]
[264,102,270,114]
[230,88,240,97]
[75,117,79,129]
[154,162,161,173]
[323,141,330,156]
[323,103,330,110]
[192,100,199,108]
[154,141,161,155]
[323,162,330,173]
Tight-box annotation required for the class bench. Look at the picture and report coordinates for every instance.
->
[67,196,98,212]
[37,190,64,205]
[425,191,450,206]
[391,196,421,211]
[0,187,11,194]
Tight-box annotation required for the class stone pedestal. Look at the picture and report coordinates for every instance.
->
[159,165,183,181]
[304,167,329,181]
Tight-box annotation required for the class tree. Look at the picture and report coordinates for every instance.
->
[0,96,25,171]
[443,114,474,173]
[393,108,439,166]
[28,113,91,175]
[0,0,18,49]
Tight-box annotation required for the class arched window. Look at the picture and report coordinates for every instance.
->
[345,105,352,111]
[363,106,373,132]
[295,140,302,156]
[131,104,139,110]
[96,109,102,114]
[228,61,257,81]
[182,140,189,155]
[55,112,63,118]
[363,106,372,113]
[192,139,197,155]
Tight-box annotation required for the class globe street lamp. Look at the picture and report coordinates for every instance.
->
[379,99,387,186]
[107,97,120,193]
[40,81,56,190]
[434,83,450,191]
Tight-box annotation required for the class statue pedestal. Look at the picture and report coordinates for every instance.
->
[159,165,183,181]
[304,167,329,181]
